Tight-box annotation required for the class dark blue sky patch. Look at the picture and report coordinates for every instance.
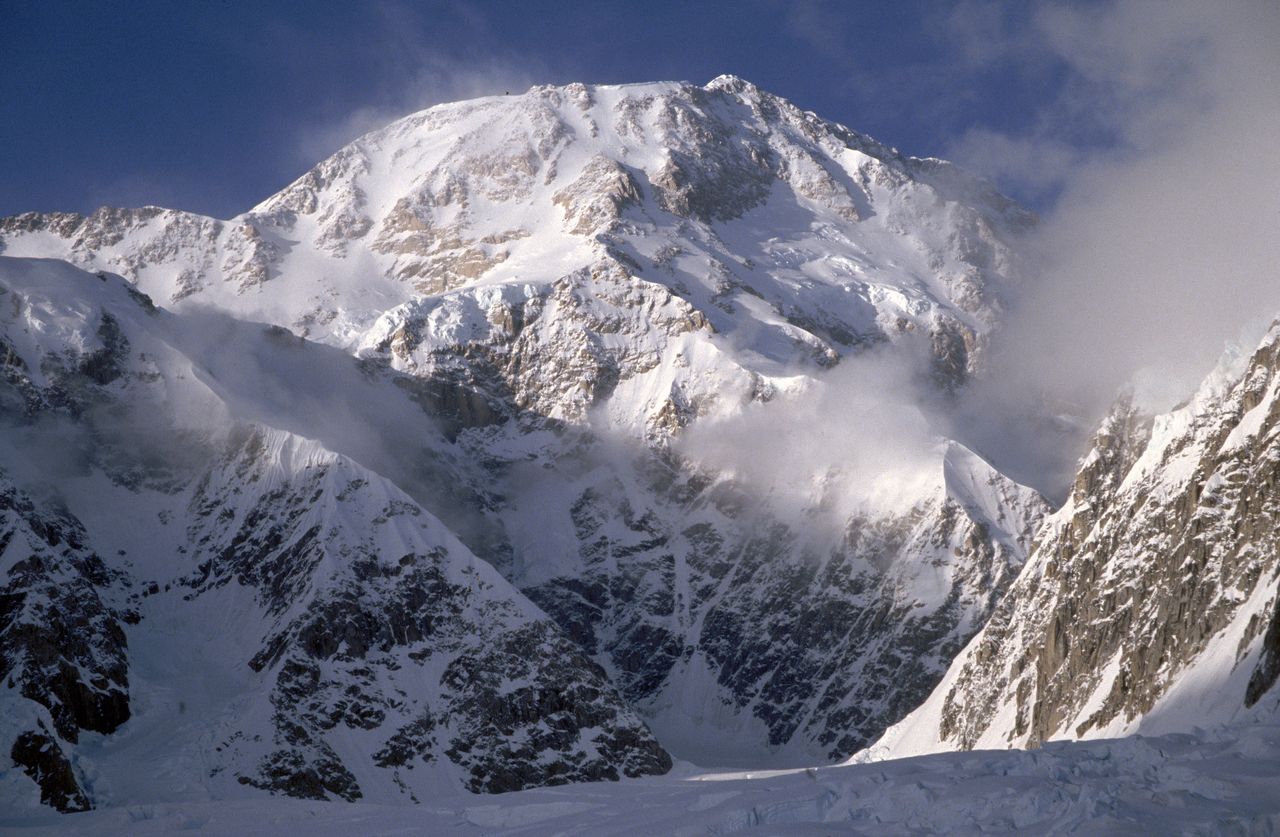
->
[1,1,1077,218]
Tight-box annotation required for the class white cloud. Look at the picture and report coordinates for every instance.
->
[285,1,551,172]
[292,55,547,168]
[953,0,1280,491]
[678,343,945,529]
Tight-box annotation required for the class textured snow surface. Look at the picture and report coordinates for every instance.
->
[5,722,1279,835]
[0,75,1031,437]
[0,77,1029,357]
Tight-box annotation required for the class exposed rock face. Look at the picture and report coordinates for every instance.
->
[868,326,1280,759]
[184,429,669,800]
[1247,594,1280,707]
[508,440,1045,763]
[0,527,132,744]
[552,154,643,235]
[10,727,90,812]
[0,471,132,811]
[363,263,715,430]
[0,266,152,811]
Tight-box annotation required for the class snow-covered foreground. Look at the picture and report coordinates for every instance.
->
[6,723,1278,835]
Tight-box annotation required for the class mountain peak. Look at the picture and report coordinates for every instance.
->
[704,73,757,94]
[1,74,1031,389]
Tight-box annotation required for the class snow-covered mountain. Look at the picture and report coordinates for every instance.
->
[1,63,1275,832]
[0,76,1027,362]
[0,258,669,813]
[0,74,1031,438]
[0,76,1054,794]
[865,322,1280,760]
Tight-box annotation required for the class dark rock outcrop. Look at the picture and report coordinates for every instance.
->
[10,727,91,813]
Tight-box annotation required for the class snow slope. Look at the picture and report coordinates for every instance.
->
[4,722,1279,835]
[0,75,1030,380]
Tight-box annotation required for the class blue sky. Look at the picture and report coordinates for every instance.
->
[1,0,1087,218]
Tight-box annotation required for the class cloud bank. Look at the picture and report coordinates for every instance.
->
[941,0,1280,495]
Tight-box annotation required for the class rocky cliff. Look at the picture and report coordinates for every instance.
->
[866,325,1280,759]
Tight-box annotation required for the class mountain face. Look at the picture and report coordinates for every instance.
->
[865,324,1280,760]
[0,258,668,812]
[0,77,1049,780]
[5,73,1274,821]
[0,76,1055,813]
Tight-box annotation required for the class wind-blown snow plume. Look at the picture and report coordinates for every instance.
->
[677,342,941,530]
